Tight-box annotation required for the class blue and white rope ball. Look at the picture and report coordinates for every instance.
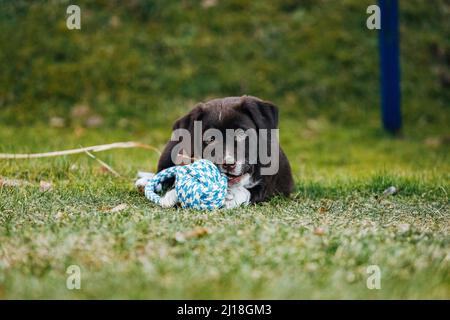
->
[144,159,228,210]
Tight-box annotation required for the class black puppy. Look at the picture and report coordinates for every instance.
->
[156,96,294,206]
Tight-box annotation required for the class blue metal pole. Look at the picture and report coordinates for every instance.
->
[379,0,401,133]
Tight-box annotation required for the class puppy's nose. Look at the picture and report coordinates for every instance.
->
[221,163,236,172]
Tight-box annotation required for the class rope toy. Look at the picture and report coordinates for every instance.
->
[144,159,228,210]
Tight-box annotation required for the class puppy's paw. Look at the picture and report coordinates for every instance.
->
[224,186,251,209]
[135,178,148,194]
[135,172,158,193]
[160,189,178,208]
[135,172,154,186]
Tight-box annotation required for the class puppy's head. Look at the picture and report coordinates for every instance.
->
[172,96,279,184]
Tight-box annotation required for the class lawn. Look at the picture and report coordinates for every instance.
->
[0,0,449,299]
[0,118,448,299]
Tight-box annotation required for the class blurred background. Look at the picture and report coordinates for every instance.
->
[0,0,448,180]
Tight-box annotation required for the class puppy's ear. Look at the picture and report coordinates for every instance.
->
[238,96,278,129]
[158,104,204,174]
[172,104,205,131]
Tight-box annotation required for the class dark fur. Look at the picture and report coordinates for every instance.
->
[157,96,294,203]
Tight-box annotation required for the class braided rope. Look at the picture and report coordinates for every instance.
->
[144,159,228,210]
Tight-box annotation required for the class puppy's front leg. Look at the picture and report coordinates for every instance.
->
[224,186,251,209]
[160,189,178,208]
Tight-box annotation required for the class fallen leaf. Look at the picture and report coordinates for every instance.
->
[71,104,91,119]
[175,227,210,243]
[85,115,104,128]
[49,117,65,128]
[318,206,328,213]
[424,137,441,148]
[40,180,53,192]
[0,177,32,188]
[55,211,66,220]
[383,186,398,196]
[397,223,411,233]
[108,203,128,213]
[313,227,326,236]
[424,135,450,148]
[202,0,217,8]
[97,166,112,174]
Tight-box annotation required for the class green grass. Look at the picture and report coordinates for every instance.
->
[0,120,448,299]
[0,0,449,299]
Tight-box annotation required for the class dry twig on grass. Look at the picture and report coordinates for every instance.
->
[83,149,122,177]
[0,141,161,159]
